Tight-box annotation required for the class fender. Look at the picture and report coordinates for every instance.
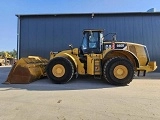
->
[54,52,85,75]
[103,49,140,68]
[55,52,78,68]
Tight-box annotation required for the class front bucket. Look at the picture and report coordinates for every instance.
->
[5,56,48,84]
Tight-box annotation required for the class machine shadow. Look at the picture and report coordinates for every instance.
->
[1,75,122,91]
[1,67,159,91]
[0,66,123,91]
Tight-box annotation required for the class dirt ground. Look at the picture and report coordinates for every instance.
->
[0,66,160,120]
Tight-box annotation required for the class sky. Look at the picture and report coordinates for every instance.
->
[0,0,160,51]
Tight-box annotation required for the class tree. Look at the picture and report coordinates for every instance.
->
[0,51,5,58]
[9,49,17,58]
[0,49,17,58]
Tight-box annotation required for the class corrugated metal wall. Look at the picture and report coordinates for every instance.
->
[18,13,160,71]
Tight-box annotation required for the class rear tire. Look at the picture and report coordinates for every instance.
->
[46,57,74,84]
[103,57,134,86]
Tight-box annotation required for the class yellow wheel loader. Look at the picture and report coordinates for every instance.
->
[5,29,157,85]
[46,29,157,85]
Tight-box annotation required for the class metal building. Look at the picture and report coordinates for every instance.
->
[16,12,160,71]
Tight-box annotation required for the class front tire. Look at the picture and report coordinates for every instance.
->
[103,57,134,86]
[46,57,74,84]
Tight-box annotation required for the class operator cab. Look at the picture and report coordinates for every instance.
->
[80,30,104,54]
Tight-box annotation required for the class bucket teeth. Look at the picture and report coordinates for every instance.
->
[5,56,48,84]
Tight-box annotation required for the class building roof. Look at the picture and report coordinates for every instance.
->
[16,12,160,17]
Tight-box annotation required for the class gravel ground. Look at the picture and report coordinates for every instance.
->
[0,66,160,120]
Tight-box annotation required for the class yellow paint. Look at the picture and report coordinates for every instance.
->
[137,61,157,72]
[127,44,147,66]
[54,50,85,75]
[52,64,65,77]
[113,65,128,79]
[86,54,102,75]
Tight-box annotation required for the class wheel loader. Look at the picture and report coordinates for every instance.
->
[5,29,157,85]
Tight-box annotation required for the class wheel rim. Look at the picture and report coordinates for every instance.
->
[113,65,128,79]
[52,64,65,77]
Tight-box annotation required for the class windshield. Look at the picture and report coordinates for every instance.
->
[80,31,101,54]
[88,32,99,48]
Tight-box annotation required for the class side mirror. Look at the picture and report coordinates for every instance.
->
[69,44,73,49]
[69,44,74,54]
